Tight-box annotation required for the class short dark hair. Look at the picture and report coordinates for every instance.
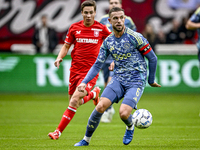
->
[81,0,96,11]
[109,7,124,17]
[109,0,122,4]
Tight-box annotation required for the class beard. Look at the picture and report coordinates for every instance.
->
[113,24,124,32]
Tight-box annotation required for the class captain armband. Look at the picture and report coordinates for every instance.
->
[139,43,152,55]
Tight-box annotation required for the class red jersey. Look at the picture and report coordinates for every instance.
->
[65,20,111,75]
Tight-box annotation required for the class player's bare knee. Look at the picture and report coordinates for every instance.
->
[69,98,79,108]
[96,102,106,113]
[119,110,129,120]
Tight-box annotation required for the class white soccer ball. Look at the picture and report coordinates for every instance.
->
[132,109,153,129]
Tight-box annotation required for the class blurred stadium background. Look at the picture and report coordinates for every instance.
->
[0,0,199,93]
[0,0,200,149]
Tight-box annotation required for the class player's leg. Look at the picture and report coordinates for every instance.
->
[48,88,87,140]
[101,104,115,123]
[80,75,100,105]
[48,93,73,140]
[101,70,115,123]
[74,83,120,146]
[74,97,113,146]
[101,63,111,122]
[48,73,86,140]
[120,103,134,145]
[120,86,144,145]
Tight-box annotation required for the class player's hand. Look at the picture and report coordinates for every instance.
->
[54,58,63,69]
[149,82,161,87]
[109,61,115,71]
[78,83,87,92]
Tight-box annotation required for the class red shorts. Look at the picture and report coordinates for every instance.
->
[68,71,99,95]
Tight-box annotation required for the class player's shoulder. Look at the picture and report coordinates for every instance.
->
[104,32,114,41]
[125,16,135,26]
[126,27,140,36]
[99,14,109,22]
[194,7,200,15]
[125,28,144,43]
[69,20,83,29]
[108,32,114,38]
[125,15,133,22]
[73,20,83,26]
[94,20,108,29]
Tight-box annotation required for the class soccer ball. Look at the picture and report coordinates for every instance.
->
[132,109,152,129]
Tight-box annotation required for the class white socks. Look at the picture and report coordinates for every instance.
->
[127,124,134,130]
[83,135,91,143]
[92,91,96,99]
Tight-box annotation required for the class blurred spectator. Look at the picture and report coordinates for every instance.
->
[156,29,166,44]
[142,23,157,52]
[166,19,182,44]
[32,15,58,54]
[179,16,196,44]
[168,0,200,10]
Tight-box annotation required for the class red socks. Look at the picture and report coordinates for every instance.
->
[82,91,94,104]
[57,92,94,133]
[57,106,76,133]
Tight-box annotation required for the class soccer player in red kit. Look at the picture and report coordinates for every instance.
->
[48,0,111,140]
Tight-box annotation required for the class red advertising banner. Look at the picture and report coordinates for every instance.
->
[0,0,195,51]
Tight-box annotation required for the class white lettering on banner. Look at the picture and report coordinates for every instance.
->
[0,0,195,37]
[148,0,191,33]
[0,0,193,36]
[0,0,80,33]
[33,57,199,88]
[182,60,200,87]
[33,57,104,87]
[34,57,63,86]
[0,0,108,34]
[0,57,20,72]
[159,60,181,86]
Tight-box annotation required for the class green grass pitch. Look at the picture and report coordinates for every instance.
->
[0,93,200,150]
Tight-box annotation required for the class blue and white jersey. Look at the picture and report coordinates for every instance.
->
[97,27,152,87]
[99,14,137,64]
[190,7,200,50]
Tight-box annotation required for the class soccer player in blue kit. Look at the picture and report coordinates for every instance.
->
[99,0,137,123]
[186,7,200,67]
[74,7,161,146]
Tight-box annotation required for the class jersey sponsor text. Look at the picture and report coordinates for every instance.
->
[76,38,98,44]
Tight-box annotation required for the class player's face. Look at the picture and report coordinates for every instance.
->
[109,11,125,32]
[82,6,96,27]
[109,0,122,10]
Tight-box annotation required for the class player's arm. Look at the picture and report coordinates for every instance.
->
[185,19,200,30]
[135,32,161,87]
[82,44,108,84]
[144,50,161,87]
[78,43,109,92]
[78,61,104,92]
[186,8,200,30]
[54,43,71,69]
